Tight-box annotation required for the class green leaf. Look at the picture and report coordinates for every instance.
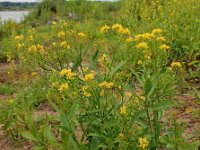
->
[145,78,152,96]
[92,49,99,61]
[131,109,146,123]
[153,100,175,111]
[184,141,199,150]
[188,60,200,66]
[21,131,38,142]
[97,144,108,149]
[44,125,56,142]
[109,61,125,78]
[88,133,107,142]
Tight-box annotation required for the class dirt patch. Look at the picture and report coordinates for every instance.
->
[173,90,200,142]
[0,62,9,84]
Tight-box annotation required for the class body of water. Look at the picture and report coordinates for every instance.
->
[0,11,29,22]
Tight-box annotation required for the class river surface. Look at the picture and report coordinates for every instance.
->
[0,11,29,22]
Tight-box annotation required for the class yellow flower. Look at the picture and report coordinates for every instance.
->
[58,83,69,92]
[57,31,65,38]
[141,33,155,40]
[8,99,14,104]
[83,71,95,81]
[118,28,131,34]
[100,25,110,32]
[52,42,57,47]
[17,43,23,49]
[59,69,76,79]
[120,106,127,115]
[82,85,91,97]
[157,36,166,42]
[126,37,134,43]
[170,61,182,69]
[159,44,170,50]
[99,81,114,89]
[139,96,145,100]
[112,23,123,30]
[138,137,149,149]
[60,41,70,49]
[31,71,38,77]
[136,42,148,49]
[60,41,67,47]
[78,32,86,37]
[135,34,142,41]
[137,60,143,65]
[135,33,154,40]
[152,28,163,34]
[143,50,152,60]
[98,53,108,64]
[28,35,34,42]
[28,45,37,52]
[125,92,132,98]
[83,92,91,97]
[52,21,57,25]
[14,35,24,41]
[36,44,44,51]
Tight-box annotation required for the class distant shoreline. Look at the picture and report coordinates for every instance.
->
[0,9,32,11]
[0,1,35,11]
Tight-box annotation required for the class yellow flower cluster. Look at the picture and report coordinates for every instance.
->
[152,28,163,34]
[59,69,76,79]
[126,37,134,43]
[170,61,182,69]
[120,106,127,115]
[17,43,23,49]
[100,25,110,33]
[36,44,44,51]
[157,36,166,42]
[138,137,149,149]
[112,23,130,34]
[28,44,44,53]
[78,32,86,37]
[159,44,170,51]
[82,85,91,97]
[137,60,143,65]
[118,28,131,34]
[136,42,149,49]
[98,53,108,65]
[28,35,34,42]
[99,81,114,89]
[28,45,37,52]
[135,33,154,40]
[57,31,65,38]
[58,82,69,92]
[14,35,24,41]
[83,71,95,81]
[125,91,132,98]
[111,23,123,30]
[31,71,38,78]
[60,41,70,49]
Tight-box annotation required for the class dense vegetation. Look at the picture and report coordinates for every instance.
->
[0,0,199,149]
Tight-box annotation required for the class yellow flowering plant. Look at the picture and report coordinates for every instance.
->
[2,11,198,149]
